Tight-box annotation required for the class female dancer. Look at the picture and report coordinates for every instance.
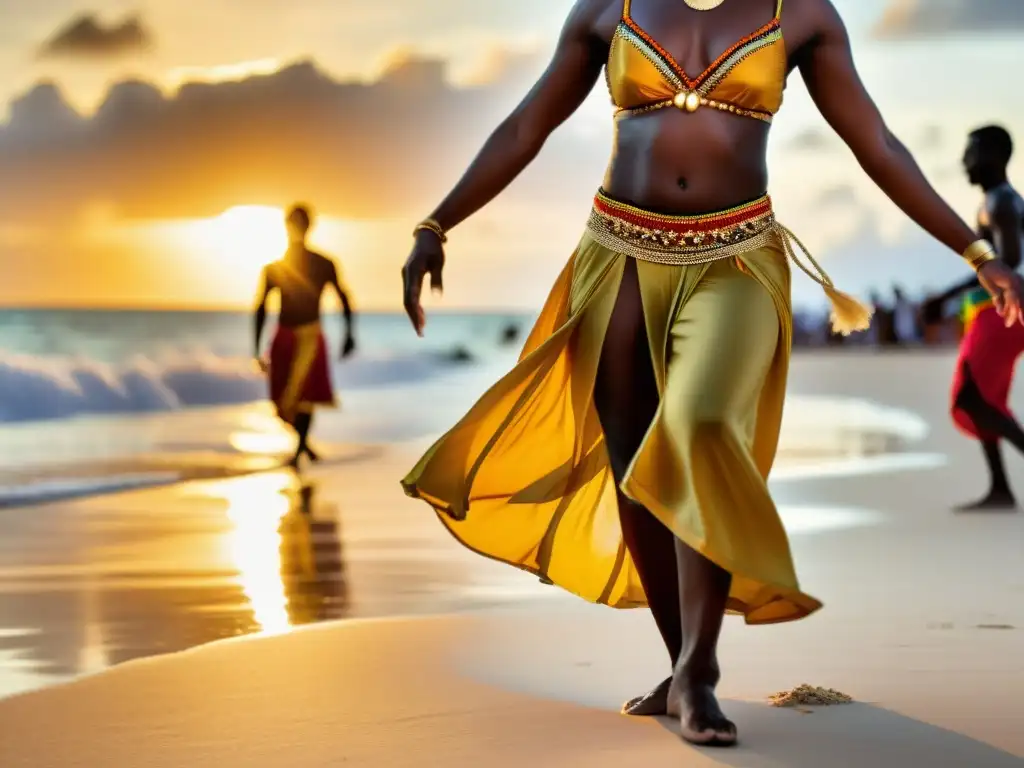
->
[400,0,1023,747]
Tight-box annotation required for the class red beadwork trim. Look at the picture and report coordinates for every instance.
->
[593,192,773,234]
[700,19,781,83]
[621,15,781,89]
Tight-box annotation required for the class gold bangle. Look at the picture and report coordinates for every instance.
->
[962,239,997,271]
[413,218,447,243]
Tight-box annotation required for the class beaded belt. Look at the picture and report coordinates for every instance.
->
[586,190,779,265]
[583,190,873,337]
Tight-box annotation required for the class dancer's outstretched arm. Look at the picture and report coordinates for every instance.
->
[401,0,613,335]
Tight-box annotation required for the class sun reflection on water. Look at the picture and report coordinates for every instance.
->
[211,472,294,636]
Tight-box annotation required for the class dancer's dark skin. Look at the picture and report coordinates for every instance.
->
[401,0,1024,746]
[255,207,356,467]
[924,133,1024,511]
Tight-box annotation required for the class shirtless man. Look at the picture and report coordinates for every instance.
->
[922,127,1024,510]
[255,204,356,468]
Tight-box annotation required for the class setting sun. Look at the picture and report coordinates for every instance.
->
[115,206,396,309]
[210,206,288,269]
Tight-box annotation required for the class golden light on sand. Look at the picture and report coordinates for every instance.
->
[212,472,294,636]
[228,409,295,456]
[229,430,295,456]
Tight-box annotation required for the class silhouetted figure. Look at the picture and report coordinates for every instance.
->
[870,290,896,346]
[891,286,919,345]
[923,126,1024,510]
[255,204,356,468]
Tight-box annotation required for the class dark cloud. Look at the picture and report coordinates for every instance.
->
[37,13,151,59]
[0,52,601,224]
[873,0,1024,39]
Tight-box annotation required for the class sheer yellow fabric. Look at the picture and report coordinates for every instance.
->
[402,231,823,624]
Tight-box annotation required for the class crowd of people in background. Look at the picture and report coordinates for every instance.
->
[792,284,961,348]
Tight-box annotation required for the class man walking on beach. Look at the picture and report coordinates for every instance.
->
[254,204,356,468]
[924,126,1024,510]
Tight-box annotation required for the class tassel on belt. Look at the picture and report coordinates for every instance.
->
[585,190,872,335]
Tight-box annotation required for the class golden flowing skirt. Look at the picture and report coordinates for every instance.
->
[402,193,870,625]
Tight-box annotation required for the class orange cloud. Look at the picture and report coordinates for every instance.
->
[0,53,585,225]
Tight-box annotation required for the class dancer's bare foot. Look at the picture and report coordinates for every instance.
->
[621,677,671,716]
[955,491,1017,512]
[667,683,737,747]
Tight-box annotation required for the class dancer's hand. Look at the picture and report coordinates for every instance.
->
[978,261,1024,327]
[253,356,268,374]
[341,334,356,359]
[402,230,445,336]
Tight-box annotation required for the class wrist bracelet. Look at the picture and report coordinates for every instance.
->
[413,218,447,244]
[962,239,997,271]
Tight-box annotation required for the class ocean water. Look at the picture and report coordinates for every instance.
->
[0,309,531,497]
[0,308,530,381]
[0,308,934,506]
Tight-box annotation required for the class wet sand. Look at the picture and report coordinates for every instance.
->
[0,351,1022,764]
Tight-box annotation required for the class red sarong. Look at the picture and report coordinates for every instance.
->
[950,306,1024,440]
[269,322,335,424]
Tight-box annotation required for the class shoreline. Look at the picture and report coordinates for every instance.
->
[0,444,385,509]
[0,436,918,510]
[2,351,1023,763]
[0,356,939,510]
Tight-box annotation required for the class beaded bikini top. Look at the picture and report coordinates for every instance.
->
[606,0,786,122]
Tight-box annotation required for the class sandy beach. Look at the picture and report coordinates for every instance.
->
[4,0,1024,762]
[1,350,1022,766]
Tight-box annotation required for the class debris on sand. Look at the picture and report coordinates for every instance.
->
[768,684,853,707]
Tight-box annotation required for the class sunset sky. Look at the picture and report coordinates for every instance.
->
[1,0,1023,310]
